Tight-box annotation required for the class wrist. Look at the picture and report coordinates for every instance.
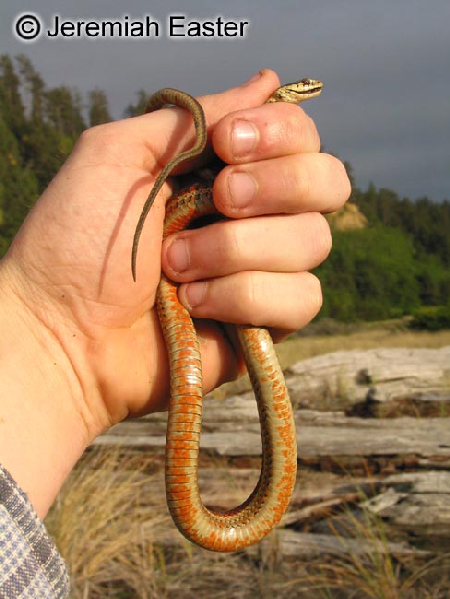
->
[0,258,94,516]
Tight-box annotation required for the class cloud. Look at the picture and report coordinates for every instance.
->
[1,0,448,201]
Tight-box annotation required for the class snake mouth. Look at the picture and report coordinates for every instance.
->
[290,87,322,101]
[302,82,323,94]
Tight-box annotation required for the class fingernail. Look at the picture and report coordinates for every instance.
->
[228,171,257,210]
[231,119,258,157]
[242,71,262,86]
[166,238,190,273]
[184,282,207,309]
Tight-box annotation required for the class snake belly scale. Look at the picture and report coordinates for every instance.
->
[132,78,323,552]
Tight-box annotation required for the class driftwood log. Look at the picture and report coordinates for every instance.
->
[95,346,450,558]
[285,346,450,416]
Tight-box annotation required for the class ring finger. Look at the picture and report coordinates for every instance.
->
[179,270,322,331]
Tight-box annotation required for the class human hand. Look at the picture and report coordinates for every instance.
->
[0,69,349,513]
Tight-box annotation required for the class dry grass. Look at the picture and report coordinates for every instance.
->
[285,507,449,599]
[46,447,450,598]
[44,446,302,598]
[45,325,450,597]
[46,447,170,598]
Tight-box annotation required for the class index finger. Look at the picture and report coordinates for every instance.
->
[212,101,320,168]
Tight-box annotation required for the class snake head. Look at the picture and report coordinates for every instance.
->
[268,78,323,104]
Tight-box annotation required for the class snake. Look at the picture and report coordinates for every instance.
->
[131,78,323,552]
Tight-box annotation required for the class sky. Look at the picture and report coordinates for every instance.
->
[0,0,448,202]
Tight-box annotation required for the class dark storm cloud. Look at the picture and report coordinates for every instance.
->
[1,0,448,201]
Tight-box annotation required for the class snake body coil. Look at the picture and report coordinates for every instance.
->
[132,78,323,551]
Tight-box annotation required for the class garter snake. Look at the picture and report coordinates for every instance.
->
[132,77,323,552]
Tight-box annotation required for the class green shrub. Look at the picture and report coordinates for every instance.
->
[409,305,450,330]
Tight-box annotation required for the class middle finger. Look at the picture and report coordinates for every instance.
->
[214,153,350,218]
[162,212,331,283]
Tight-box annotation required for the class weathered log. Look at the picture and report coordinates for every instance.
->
[363,471,450,550]
[93,347,450,558]
[97,406,450,471]
[285,347,450,416]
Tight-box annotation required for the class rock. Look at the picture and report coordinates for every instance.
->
[327,202,369,231]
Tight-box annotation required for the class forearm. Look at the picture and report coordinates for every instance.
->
[0,260,88,518]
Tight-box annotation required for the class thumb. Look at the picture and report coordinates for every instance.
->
[199,69,281,135]
[121,69,282,174]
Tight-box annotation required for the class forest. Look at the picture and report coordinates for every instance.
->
[0,54,449,324]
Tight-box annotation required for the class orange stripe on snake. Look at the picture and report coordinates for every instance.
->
[132,79,323,551]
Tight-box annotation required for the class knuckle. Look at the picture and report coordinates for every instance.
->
[337,161,352,201]
[309,273,323,308]
[283,113,304,147]
[295,272,323,326]
[305,273,323,314]
[241,271,257,309]
[281,159,311,201]
[277,107,320,151]
[306,114,321,148]
[221,223,243,264]
[311,213,332,260]
[76,123,117,153]
[234,272,261,323]
[263,107,301,152]
[323,153,352,207]
[286,110,319,151]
